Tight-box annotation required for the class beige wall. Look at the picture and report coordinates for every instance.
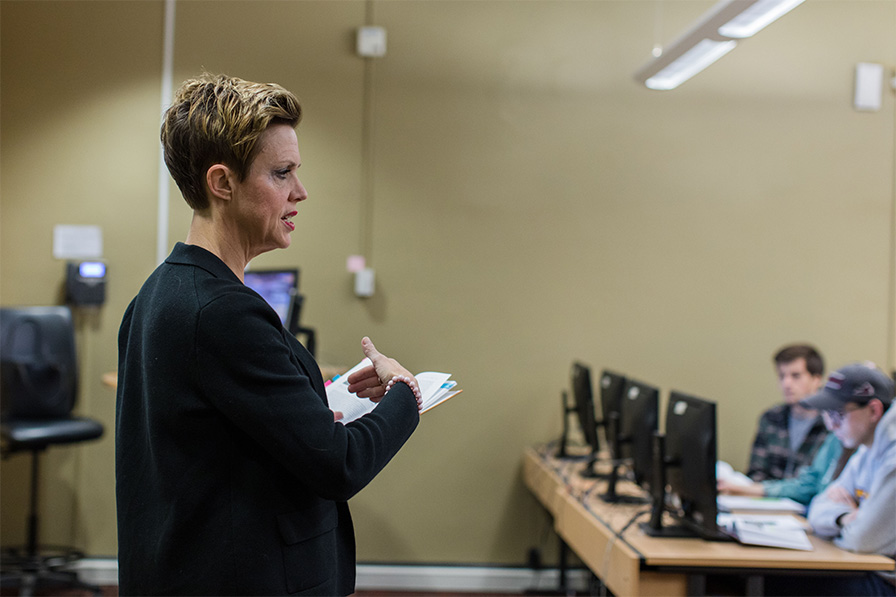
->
[2,0,894,565]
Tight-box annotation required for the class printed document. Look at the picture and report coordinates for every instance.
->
[326,358,461,424]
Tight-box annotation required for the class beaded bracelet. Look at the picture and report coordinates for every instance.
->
[385,375,423,412]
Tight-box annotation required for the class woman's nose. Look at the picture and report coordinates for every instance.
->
[292,176,308,202]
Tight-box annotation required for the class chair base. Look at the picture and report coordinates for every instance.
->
[1,547,101,597]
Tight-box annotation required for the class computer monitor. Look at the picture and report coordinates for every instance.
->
[598,370,626,454]
[621,380,659,489]
[600,378,657,503]
[243,268,299,332]
[571,362,600,453]
[641,391,730,540]
[559,362,607,477]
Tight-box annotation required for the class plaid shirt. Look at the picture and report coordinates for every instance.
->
[747,403,829,482]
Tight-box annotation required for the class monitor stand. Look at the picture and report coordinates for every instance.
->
[639,432,733,540]
[555,391,573,458]
[598,413,647,503]
[639,520,699,538]
[599,462,648,504]
[579,450,610,480]
[555,391,611,480]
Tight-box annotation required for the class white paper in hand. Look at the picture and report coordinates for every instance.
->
[326,359,376,424]
[325,359,462,423]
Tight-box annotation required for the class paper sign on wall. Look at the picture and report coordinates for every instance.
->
[53,225,103,259]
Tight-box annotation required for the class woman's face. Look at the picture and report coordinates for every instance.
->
[230,123,307,256]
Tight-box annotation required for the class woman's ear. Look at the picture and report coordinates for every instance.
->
[206,164,235,202]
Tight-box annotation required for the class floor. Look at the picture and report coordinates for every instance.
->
[0,567,578,597]
[1,590,567,597]
[0,580,583,597]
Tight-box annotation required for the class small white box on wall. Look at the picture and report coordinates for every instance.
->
[854,62,883,112]
[357,26,387,58]
[354,268,375,298]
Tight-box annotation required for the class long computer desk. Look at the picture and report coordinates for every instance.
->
[522,445,895,596]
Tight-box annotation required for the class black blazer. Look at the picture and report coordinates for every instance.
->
[116,243,419,596]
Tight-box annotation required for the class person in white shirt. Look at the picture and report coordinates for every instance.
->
[766,362,895,597]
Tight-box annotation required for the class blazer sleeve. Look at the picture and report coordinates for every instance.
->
[194,288,419,502]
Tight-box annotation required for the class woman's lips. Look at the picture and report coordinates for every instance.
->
[282,211,297,231]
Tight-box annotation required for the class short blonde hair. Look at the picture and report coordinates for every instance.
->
[161,73,302,209]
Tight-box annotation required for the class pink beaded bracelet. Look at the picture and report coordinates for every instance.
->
[385,375,423,412]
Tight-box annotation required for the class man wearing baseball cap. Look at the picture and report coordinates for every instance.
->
[768,362,895,595]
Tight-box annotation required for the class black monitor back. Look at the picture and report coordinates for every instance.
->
[598,370,627,455]
[571,362,599,451]
[618,379,659,488]
[664,391,722,539]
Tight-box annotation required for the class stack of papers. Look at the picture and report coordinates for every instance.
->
[717,495,806,514]
[717,461,753,487]
[326,358,461,424]
[718,513,813,551]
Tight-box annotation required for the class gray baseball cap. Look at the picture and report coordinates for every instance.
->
[800,363,894,411]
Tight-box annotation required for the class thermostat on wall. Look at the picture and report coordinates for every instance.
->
[357,26,387,58]
[66,261,107,306]
[354,268,375,298]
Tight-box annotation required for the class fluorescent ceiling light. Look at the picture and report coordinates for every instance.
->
[645,39,738,91]
[718,0,805,38]
[634,0,805,90]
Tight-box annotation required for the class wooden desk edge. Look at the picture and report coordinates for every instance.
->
[523,445,895,584]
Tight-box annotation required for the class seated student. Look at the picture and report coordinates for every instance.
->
[747,344,828,481]
[766,363,895,597]
[719,432,853,505]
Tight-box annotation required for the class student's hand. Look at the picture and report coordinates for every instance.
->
[346,337,416,403]
[838,510,859,528]
[825,485,858,508]
[717,479,764,497]
[333,411,344,422]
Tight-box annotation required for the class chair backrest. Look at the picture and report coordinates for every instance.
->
[0,306,78,419]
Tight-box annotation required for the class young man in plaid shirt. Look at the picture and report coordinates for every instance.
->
[747,344,829,481]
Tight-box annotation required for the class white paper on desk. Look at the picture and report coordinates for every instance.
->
[717,460,753,487]
[718,513,813,551]
[718,495,806,514]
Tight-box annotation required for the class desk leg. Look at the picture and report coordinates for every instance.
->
[687,574,707,596]
[745,575,764,596]
[588,571,603,597]
[558,536,569,594]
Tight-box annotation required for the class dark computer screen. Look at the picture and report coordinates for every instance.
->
[598,370,626,456]
[571,362,600,453]
[243,269,299,329]
[618,379,659,489]
[662,391,728,540]
[600,378,656,503]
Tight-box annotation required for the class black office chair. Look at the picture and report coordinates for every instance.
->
[0,306,104,597]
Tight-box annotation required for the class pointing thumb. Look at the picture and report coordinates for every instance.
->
[361,336,381,362]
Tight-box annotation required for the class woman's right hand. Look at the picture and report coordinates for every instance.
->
[345,337,416,403]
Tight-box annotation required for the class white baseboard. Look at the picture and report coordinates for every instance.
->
[71,558,120,586]
[72,559,590,593]
[356,564,589,593]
